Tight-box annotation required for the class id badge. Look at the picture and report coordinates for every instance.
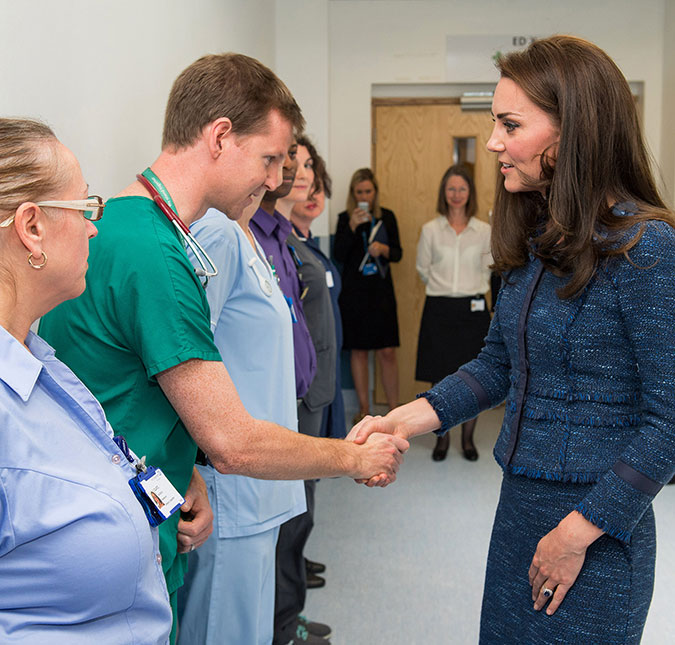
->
[471,298,486,312]
[129,466,185,527]
[325,270,334,288]
[362,262,378,276]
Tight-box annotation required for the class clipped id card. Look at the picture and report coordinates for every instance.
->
[129,466,184,527]
[471,298,486,312]
[362,262,378,276]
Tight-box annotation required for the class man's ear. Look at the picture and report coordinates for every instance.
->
[207,117,234,159]
[13,202,47,257]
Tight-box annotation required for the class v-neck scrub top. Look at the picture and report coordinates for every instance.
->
[191,211,305,535]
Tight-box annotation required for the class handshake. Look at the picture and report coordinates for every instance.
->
[345,414,409,488]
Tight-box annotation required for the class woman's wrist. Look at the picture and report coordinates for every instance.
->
[557,511,604,551]
[384,398,440,440]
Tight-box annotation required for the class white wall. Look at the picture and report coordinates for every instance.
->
[327,0,669,224]
[661,0,675,207]
[275,0,332,237]
[0,0,276,199]
[0,1,671,214]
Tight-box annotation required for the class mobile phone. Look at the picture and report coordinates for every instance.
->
[357,201,369,212]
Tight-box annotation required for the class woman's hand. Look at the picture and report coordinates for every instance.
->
[528,511,604,615]
[176,467,214,553]
[368,241,389,258]
[349,207,370,232]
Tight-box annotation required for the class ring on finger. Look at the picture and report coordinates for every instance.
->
[189,543,195,552]
[542,586,554,598]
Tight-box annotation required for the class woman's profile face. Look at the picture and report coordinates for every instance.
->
[353,180,375,209]
[43,143,98,302]
[292,188,325,222]
[444,175,470,212]
[487,77,559,194]
[286,145,315,203]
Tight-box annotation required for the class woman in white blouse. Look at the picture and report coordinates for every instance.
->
[415,165,492,462]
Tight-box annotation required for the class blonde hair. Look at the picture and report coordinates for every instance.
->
[346,168,381,220]
[0,118,61,218]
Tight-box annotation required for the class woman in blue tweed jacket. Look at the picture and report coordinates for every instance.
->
[349,35,675,644]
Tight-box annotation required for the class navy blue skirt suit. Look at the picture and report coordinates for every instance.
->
[421,204,675,643]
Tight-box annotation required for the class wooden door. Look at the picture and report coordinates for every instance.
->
[372,99,497,404]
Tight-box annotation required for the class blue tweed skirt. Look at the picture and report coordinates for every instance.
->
[480,473,655,644]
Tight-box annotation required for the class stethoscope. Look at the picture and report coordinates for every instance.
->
[136,169,218,287]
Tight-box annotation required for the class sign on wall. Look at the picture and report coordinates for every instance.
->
[446,35,540,81]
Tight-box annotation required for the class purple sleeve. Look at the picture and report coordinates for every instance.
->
[251,216,317,398]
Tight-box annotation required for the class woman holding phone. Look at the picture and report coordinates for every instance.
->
[334,168,402,424]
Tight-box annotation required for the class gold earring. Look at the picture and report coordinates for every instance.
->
[28,251,47,269]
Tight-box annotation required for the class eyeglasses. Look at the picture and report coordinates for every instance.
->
[0,195,105,228]
[37,196,105,220]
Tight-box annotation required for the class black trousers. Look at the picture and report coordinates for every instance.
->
[273,479,315,644]
[273,402,323,645]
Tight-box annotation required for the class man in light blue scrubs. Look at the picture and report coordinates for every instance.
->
[178,203,306,643]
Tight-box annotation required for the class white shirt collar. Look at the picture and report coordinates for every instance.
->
[439,215,481,232]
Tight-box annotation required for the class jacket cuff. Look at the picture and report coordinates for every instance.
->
[417,371,486,435]
[574,462,661,543]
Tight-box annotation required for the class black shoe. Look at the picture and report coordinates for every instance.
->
[306,573,325,589]
[462,442,479,461]
[298,615,331,639]
[432,435,449,461]
[287,621,331,644]
[305,558,326,574]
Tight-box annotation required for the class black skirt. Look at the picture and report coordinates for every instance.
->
[339,277,399,350]
[415,295,490,384]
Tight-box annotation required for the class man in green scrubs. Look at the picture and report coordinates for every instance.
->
[40,53,408,643]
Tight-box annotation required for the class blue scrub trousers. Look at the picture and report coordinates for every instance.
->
[177,525,280,645]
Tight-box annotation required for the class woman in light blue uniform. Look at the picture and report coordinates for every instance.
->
[0,119,172,644]
[177,204,305,644]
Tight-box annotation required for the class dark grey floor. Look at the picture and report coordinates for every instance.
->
[305,404,674,644]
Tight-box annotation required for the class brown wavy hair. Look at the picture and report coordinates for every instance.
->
[491,35,672,299]
[436,164,477,218]
[346,168,381,220]
[296,135,332,199]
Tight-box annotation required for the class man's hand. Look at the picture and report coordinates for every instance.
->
[346,399,442,486]
[176,467,214,554]
[349,432,409,487]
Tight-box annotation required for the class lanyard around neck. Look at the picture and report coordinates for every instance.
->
[136,167,218,284]
[137,168,190,236]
